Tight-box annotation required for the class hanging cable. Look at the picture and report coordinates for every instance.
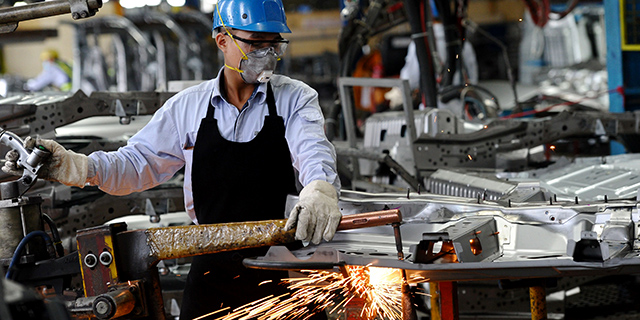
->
[463,19,519,110]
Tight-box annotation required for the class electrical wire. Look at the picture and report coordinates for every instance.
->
[42,213,64,258]
[440,83,501,109]
[500,88,616,119]
[5,230,53,280]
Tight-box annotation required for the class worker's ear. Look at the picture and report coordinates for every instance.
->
[215,33,228,52]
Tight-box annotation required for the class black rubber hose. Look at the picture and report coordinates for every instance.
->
[42,213,64,258]
[403,0,438,108]
[434,0,462,88]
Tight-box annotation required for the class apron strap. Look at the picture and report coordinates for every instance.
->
[206,91,216,119]
[266,83,278,117]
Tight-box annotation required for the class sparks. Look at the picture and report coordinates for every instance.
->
[210,266,404,320]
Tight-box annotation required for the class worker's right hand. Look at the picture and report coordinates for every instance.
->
[2,137,89,188]
[285,180,342,245]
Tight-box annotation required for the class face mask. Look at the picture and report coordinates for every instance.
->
[237,47,279,84]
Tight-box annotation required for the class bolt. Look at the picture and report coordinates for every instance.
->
[72,12,80,19]
[94,300,110,315]
[80,11,88,18]
[84,254,97,268]
[99,251,112,266]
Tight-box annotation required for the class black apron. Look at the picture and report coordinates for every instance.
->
[180,83,299,319]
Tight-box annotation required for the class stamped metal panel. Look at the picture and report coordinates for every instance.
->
[274,191,640,282]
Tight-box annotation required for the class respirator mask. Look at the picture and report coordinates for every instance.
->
[237,47,280,83]
[224,33,288,84]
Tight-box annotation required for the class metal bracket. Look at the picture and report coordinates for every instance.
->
[410,217,501,263]
[69,0,100,20]
[0,23,18,33]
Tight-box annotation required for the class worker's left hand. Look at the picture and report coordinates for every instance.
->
[285,180,342,245]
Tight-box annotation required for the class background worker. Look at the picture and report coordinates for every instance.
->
[3,0,341,318]
[24,49,73,92]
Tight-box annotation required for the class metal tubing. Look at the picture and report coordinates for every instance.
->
[0,0,101,24]
[337,209,402,231]
[402,281,418,320]
[93,288,136,319]
[529,286,547,320]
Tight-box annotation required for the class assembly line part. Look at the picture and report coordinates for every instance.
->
[0,0,102,33]
[115,209,401,276]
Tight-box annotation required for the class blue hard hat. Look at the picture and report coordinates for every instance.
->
[213,0,291,34]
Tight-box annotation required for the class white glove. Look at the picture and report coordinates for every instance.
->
[285,180,342,245]
[2,137,89,188]
[384,87,404,110]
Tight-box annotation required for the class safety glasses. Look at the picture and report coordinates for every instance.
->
[225,33,289,56]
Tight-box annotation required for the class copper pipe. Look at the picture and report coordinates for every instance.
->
[337,209,402,230]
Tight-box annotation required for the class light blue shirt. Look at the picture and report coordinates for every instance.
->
[25,61,71,91]
[88,71,340,223]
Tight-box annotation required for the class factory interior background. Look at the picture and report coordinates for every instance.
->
[3,0,640,319]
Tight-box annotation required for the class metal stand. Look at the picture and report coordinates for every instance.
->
[529,285,548,320]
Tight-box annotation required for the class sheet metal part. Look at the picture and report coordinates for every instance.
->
[425,169,516,201]
[0,91,174,137]
[336,146,422,191]
[412,110,640,172]
[352,105,640,179]
[263,191,640,283]
[501,153,640,201]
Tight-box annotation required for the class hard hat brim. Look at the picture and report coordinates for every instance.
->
[233,21,291,34]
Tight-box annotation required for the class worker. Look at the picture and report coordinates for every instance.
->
[3,0,341,318]
[24,49,72,92]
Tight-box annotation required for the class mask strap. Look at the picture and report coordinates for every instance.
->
[216,2,248,61]
[224,63,244,74]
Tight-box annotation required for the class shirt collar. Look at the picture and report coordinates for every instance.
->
[211,68,268,108]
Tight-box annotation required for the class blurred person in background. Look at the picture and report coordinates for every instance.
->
[24,49,72,92]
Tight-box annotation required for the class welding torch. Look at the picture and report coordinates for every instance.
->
[115,209,403,276]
